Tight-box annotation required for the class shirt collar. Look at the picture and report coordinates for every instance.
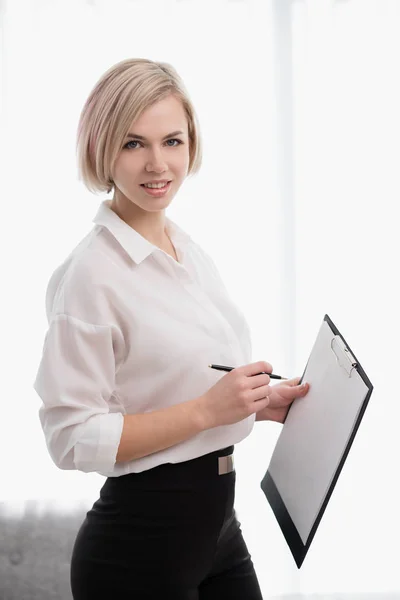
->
[92,199,192,265]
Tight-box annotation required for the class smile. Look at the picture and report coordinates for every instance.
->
[140,181,172,197]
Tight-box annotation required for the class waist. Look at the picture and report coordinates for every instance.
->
[106,445,235,489]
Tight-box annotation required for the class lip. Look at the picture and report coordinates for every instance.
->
[141,179,171,185]
[140,180,172,197]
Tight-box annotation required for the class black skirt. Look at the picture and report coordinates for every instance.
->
[70,445,263,599]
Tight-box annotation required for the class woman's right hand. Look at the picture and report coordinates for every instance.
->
[199,361,273,429]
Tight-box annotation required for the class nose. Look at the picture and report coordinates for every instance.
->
[145,147,168,173]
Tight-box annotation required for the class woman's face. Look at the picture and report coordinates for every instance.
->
[111,94,190,214]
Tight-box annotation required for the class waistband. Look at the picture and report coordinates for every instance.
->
[107,445,235,488]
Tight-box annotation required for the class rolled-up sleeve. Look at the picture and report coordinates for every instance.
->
[33,313,124,473]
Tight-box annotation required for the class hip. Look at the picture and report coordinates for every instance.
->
[88,445,235,522]
[71,445,238,584]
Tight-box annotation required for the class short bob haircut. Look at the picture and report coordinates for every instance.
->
[76,58,203,195]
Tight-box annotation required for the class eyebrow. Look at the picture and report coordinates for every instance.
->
[125,130,185,141]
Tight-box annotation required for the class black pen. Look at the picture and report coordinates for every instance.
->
[208,364,288,380]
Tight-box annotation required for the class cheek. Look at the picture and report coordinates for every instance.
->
[175,152,190,175]
[114,156,137,180]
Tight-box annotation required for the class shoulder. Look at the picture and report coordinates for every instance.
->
[45,229,118,324]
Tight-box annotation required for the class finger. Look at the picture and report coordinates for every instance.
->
[285,376,302,387]
[251,373,271,388]
[281,381,309,399]
[291,381,310,396]
[250,384,271,403]
[244,361,273,377]
[280,377,298,387]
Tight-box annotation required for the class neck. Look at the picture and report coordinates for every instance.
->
[109,196,168,246]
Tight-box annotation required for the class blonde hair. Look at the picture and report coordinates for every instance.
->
[76,58,203,195]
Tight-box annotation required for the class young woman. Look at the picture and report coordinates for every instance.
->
[33,57,309,599]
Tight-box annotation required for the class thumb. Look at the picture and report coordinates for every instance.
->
[285,377,302,387]
[285,380,309,398]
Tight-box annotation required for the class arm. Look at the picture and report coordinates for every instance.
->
[116,398,207,463]
[34,313,211,471]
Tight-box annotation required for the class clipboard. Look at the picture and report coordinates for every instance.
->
[260,314,373,568]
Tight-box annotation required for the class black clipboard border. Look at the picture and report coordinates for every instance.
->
[260,313,374,568]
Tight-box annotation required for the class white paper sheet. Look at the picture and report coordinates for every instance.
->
[268,319,370,544]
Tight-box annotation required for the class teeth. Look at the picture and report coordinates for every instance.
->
[144,182,168,189]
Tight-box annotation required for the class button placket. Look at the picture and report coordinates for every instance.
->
[156,251,239,347]
[180,279,239,346]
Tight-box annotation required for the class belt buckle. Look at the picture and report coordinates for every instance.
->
[218,454,234,475]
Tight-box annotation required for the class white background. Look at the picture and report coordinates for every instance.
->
[1,0,399,597]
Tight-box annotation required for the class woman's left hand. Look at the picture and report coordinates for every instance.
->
[255,377,310,424]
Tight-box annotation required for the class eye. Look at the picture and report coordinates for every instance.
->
[123,138,183,150]
[166,139,182,147]
[124,140,139,150]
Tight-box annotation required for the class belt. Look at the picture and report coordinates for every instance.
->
[218,453,235,475]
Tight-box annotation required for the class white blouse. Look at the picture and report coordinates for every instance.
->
[33,199,255,477]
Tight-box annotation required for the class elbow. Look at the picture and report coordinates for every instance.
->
[45,432,112,473]
[45,436,77,471]
[41,411,124,474]
[44,426,87,472]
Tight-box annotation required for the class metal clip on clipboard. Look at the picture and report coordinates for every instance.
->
[330,335,358,378]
